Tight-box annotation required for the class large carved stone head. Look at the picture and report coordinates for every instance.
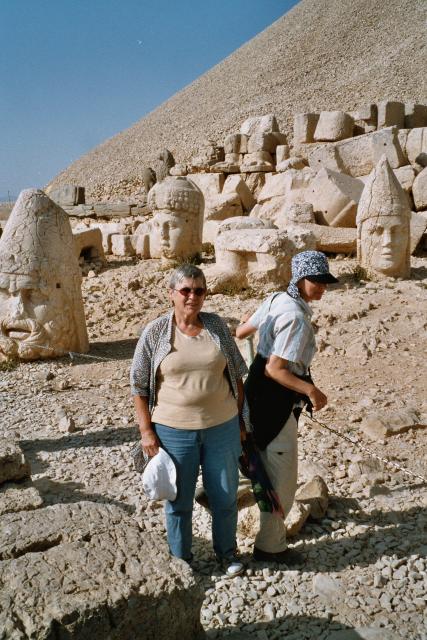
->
[0,189,89,361]
[356,155,411,279]
[147,177,204,261]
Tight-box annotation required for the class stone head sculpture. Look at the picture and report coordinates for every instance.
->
[356,155,411,279]
[0,189,89,361]
[147,177,204,261]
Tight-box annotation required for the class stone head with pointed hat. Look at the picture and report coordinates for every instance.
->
[0,189,89,361]
[147,176,204,262]
[356,155,411,279]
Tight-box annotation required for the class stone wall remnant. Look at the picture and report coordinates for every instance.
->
[0,189,89,362]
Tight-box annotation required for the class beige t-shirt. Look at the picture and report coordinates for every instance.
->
[151,326,238,429]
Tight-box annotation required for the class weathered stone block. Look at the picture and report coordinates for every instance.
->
[240,151,274,172]
[301,223,357,253]
[0,481,43,516]
[224,133,248,154]
[73,228,106,263]
[371,126,406,168]
[307,143,344,173]
[314,111,354,142]
[240,113,279,136]
[276,156,306,172]
[276,145,290,164]
[92,203,132,218]
[223,175,256,212]
[393,165,416,193]
[406,127,427,167]
[410,211,427,253]
[412,166,427,210]
[294,112,319,144]
[306,168,364,227]
[48,184,85,207]
[404,102,427,129]
[0,440,31,486]
[111,234,136,256]
[0,502,204,639]
[377,100,405,129]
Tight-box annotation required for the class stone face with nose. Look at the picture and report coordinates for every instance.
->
[356,155,411,279]
[0,189,89,362]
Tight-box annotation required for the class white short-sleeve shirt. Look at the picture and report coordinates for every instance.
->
[249,292,316,377]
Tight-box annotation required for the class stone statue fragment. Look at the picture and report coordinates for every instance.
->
[134,176,204,263]
[0,189,89,361]
[356,155,411,279]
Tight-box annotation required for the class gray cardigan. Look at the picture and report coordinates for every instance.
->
[130,311,248,419]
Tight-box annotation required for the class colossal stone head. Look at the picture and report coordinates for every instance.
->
[0,189,89,361]
[147,177,204,261]
[356,156,411,279]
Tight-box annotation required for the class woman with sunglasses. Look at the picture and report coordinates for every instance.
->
[131,264,248,577]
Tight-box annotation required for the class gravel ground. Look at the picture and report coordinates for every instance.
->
[1,254,426,638]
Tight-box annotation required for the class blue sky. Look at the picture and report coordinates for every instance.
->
[0,0,298,200]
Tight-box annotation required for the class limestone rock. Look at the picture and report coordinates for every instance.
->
[295,475,329,519]
[223,175,256,212]
[404,102,427,129]
[240,151,275,172]
[192,139,224,168]
[73,227,106,263]
[276,144,290,164]
[240,114,279,136]
[406,127,427,167]
[360,409,425,441]
[274,203,316,227]
[370,126,406,168]
[276,156,307,172]
[285,501,311,537]
[111,234,136,257]
[301,223,357,254]
[0,502,204,639]
[393,165,416,193]
[328,628,400,640]
[314,110,354,142]
[306,168,364,227]
[293,112,319,145]
[412,166,427,210]
[224,133,248,154]
[0,481,43,516]
[47,184,85,207]
[377,100,405,129]
[410,211,427,253]
[205,218,314,293]
[0,440,31,485]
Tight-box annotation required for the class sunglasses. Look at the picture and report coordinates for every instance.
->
[174,287,206,297]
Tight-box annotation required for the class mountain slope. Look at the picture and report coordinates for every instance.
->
[48,0,427,199]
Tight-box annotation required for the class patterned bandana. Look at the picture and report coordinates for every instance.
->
[287,251,336,299]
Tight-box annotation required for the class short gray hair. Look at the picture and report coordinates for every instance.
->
[169,264,206,290]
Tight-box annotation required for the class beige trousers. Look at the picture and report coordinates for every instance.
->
[254,411,298,553]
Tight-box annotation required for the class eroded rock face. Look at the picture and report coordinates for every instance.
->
[0,189,89,362]
[144,176,204,262]
[356,156,411,279]
[0,502,204,639]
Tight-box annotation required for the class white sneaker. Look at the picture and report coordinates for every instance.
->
[223,556,245,578]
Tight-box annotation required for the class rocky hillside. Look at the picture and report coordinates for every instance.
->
[47,0,427,200]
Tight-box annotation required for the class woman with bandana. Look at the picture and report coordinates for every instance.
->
[236,250,338,565]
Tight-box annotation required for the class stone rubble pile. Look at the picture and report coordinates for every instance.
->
[38,100,426,291]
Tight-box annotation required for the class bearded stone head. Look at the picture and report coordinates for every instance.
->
[0,189,89,361]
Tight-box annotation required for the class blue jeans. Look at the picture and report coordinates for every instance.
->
[154,415,241,561]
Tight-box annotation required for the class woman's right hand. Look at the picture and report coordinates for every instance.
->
[308,386,328,411]
[140,428,160,457]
